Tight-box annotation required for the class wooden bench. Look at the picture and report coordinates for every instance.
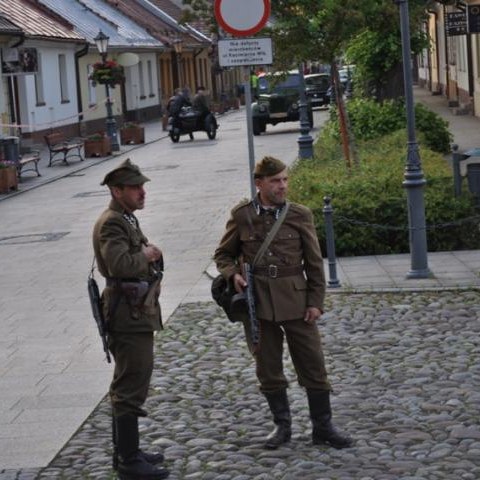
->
[44,132,84,167]
[16,150,41,180]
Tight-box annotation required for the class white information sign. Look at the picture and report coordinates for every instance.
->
[218,37,272,67]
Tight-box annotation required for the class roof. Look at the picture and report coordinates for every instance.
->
[38,0,163,49]
[0,0,83,41]
[147,0,211,42]
[103,0,208,49]
[0,15,23,34]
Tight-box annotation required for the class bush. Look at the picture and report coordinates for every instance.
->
[288,130,479,256]
[329,97,452,153]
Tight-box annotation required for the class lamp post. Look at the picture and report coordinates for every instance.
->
[94,30,119,152]
[393,0,430,278]
[297,64,313,159]
[173,37,183,88]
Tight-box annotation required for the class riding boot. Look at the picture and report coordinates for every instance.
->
[115,413,170,480]
[263,389,292,449]
[306,389,352,449]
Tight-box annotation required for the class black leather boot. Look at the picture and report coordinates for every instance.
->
[263,389,292,449]
[307,389,352,449]
[115,414,170,480]
[113,416,164,470]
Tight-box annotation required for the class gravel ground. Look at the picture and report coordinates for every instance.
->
[2,290,480,480]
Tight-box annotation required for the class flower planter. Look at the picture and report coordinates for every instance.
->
[84,137,112,157]
[0,166,18,194]
[120,126,145,145]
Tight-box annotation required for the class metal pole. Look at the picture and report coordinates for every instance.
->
[105,83,120,152]
[395,0,431,279]
[297,64,313,159]
[323,197,340,288]
[452,144,462,197]
[244,66,256,199]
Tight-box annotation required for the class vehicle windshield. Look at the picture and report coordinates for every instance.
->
[259,74,300,93]
[305,76,330,88]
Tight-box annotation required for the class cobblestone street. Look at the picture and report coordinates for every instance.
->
[4,289,477,480]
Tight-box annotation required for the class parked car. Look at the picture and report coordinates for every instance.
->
[251,71,313,135]
[304,73,331,108]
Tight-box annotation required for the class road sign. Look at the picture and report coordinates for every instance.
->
[214,0,270,37]
[218,37,272,67]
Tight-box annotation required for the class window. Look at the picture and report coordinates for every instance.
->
[34,52,45,105]
[138,60,145,99]
[58,54,69,102]
[87,64,97,105]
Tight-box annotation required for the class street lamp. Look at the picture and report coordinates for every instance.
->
[172,36,183,88]
[297,64,313,159]
[94,30,119,152]
[393,0,431,278]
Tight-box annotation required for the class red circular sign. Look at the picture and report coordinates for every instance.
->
[214,0,270,37]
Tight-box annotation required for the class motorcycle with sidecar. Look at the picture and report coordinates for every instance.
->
[167,106,218,143]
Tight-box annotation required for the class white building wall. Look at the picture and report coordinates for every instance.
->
[16,42,79,133]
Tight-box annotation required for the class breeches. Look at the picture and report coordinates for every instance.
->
[108,332,154,417]
[244,318,331,393]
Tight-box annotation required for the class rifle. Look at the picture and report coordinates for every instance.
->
[243,262,260,352]
[87,268,111,364]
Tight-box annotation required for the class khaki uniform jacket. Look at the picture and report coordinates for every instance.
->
[214,200,326,321]
[92,199,162,333]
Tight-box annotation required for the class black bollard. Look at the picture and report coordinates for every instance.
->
[323,196,340,288]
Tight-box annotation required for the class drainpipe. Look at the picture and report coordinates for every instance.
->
[443,4,451,101]
[75,43,89,130]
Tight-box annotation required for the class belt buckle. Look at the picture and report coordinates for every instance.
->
[268,264,278,278]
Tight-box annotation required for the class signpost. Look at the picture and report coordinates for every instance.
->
[214,0,271,198]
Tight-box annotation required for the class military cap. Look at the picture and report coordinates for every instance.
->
[254,156,287,178]
[101,158,150,186]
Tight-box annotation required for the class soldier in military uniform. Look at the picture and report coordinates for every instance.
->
[92,159,169,480]
[214,156,352,450]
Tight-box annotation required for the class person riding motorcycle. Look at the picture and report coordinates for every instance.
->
[192,86,217,129]
[168,88,192,128]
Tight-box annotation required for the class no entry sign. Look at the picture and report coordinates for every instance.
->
[214,0,270,37]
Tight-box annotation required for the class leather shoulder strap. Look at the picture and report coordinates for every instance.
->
[252,203,290,266]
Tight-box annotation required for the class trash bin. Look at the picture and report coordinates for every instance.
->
[0,136,19,164]
[466,162,480,199]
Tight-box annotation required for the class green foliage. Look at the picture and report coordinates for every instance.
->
[328,98,452,153]
[288,130,479,256]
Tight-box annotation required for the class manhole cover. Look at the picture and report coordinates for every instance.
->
[73,190,110,198]
[67,173,86,177]
[0,232,70,245]
[215,168,239,173]
[220,128,241,132]
[142,165,179,172]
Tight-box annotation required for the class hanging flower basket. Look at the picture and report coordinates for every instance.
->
[89,60,125,88]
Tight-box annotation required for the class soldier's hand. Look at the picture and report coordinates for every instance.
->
[233,273,247,293]
[142,244,162,262]
[304,307,321,325]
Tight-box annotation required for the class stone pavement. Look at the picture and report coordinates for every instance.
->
[0,90,479,479]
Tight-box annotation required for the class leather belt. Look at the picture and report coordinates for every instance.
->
[252,264,303,278]
[106,278,140,287]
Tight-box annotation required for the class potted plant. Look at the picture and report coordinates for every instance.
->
[120,122,145,145]
[89,60,125,88]
[0,160,18,193]
[84,132,112,157]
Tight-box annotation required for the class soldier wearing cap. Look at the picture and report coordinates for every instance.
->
[92,159,169,480]
[214,156,352,451]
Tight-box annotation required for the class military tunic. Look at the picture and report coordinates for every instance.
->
[214,198,331,393]
[93,198,162,416]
